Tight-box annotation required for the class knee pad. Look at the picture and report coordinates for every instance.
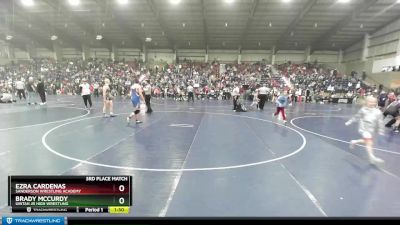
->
[134,110,140,115]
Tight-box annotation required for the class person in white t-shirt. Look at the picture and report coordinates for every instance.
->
[26,77,37,105]
[80,78,92,110]
[345,96,385,164]
[232,83,240,111]
[187,83,194,102]
[257,83,269,110]
[15,78,26,100]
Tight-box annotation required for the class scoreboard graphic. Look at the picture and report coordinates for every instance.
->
[8,176,132,214]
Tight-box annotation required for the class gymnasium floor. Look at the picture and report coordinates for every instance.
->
[0,95,399,217]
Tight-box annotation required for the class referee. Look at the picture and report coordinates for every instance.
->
[187,83,194,102]
[143,80,153,113]
[257,83,268,110]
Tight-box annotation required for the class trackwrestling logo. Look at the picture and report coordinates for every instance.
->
[2,217,64,225]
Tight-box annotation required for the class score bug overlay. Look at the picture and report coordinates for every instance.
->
[8,176,132,214]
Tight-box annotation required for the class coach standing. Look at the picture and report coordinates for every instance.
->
[37,77,46,105]
[232,83,240,111]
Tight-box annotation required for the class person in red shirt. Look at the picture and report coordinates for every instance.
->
[359,88,365,97]
[204,85,209,93]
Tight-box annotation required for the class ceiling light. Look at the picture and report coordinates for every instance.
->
[338,0,350,3]
[21,0,34,7]
[224,0,234,3]
[96,35,103,40]
[117,0,129,4]
[145,37,152,42]
[268,22,272,27]
[170,0,181,4]
[68,0,80,6]
[314,23,318,28]
[282,0,291,3]
[50,35,58,41]
[6,35,13,40]
[225,22,228,27]
[182,23,186,27]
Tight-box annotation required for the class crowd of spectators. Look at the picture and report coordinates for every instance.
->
[0,58,395,105]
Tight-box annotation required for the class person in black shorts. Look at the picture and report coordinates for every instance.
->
[37,78,46,105]
[383,96,400,132]
[378,91,388,111]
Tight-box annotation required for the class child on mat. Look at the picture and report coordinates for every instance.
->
[127,78,145,124]
[345,96,385,164]
[250,90,259,109]
[102,78,116,117]
[272,91,288,124]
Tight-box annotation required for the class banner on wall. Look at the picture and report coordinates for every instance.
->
[372,56,400,73]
